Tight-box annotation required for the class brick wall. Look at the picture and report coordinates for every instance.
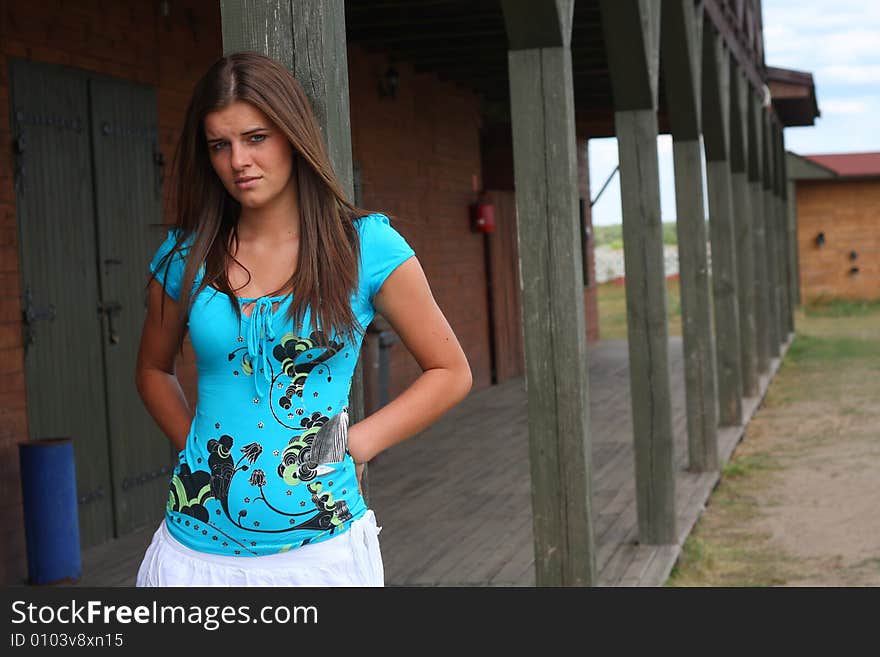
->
[347,43,491,395]
[0,0,223,584]
[796,179,880,302]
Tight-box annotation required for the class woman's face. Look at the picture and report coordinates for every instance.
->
[203,100,295,210]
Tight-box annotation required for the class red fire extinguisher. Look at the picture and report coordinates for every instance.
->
[469,198,495,233]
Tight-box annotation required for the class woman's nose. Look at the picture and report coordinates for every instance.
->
[230,142,252,170]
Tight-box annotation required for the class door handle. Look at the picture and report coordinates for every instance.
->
[97,301,122,345]
[21,287,56,356]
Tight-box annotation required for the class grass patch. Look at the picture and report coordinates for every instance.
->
[721,452,779,479]
[597,278,682,340]
[666,454,793,586]
[803,297,880,317]
[785,333,880,363]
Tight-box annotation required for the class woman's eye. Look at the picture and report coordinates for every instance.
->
[210,141,226,151]
[250,134,266,143]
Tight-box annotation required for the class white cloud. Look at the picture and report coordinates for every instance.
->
[764,0,880,155]
[817,65,880,84]
[820,99,871,115]
[764,2,880,70]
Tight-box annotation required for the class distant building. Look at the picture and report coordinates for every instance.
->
[787,152,880,302]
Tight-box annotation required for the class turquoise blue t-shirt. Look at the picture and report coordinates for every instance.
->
[148,213,415,556]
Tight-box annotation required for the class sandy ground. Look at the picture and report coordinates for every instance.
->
[668,308,880,587]
[744,411,880,586]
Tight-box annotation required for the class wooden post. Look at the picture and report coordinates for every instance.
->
[502,0,596,586]
[660,0,717,471]
[748,95,770,374]
[600,0,676,545]
[784,151,801,311]
[771,120,786,338]
[774,121,794,336]
[762,110,781,358]
[729,63,758,397]
[218,1,367,490]
[702,22,743,426]
[220,1,354,196]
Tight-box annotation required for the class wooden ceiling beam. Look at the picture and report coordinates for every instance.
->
[346,0,474,11]
[348,27,507,45]
[346,9,501,29]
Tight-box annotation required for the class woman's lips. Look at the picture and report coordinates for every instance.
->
[235,177,261,189]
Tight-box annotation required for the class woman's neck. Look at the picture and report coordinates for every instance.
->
[236,182,301,244]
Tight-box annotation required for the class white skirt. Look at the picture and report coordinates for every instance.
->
[136,509,384,587]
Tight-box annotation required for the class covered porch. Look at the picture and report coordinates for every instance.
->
[75,337,788,587]
[1,0,817,587]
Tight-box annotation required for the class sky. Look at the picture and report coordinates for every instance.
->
[588,0,880,226]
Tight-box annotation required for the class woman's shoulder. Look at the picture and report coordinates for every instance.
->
[151,225,195,254]
[149,227,202,301]
[353,212,416,301]
[353,212,391,232]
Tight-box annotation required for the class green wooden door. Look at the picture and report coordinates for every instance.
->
[10,59,115,547]
[88,76,173,536]
[10,59,169,548]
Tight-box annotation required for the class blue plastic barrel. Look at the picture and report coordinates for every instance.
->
[19,438,81,584]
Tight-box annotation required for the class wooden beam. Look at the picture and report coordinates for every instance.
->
[220,1,295,63]
[661,0,703,138]
[785,153,802,308]
[703,0,764,97]
[748,93,770,374]
[771,119,790,338]
[347,7,503,30]
[219,1,365,492]
[600,0,662,111]
[600,0,677,545]
[503,0,596,586]
[761,109,780,358]
[503,0,573,49]
[661,0,717,472]
[702,21,743,426]
[777,121,795,335]
[350,27,508,46]
[729,62,758,397]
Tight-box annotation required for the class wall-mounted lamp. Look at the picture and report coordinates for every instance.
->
[378,66,399,100]
[815,232,825,247]
[849,266,860,276]
[849,250,858,261]
[761,84,772,109]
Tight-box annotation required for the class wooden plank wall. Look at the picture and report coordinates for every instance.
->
[485,190,524,384]
[795,180,880,301]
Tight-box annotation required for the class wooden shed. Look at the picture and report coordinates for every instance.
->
[786,152,880,302]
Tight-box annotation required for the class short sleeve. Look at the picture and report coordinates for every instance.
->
[356,213,416,302]
[149,228,199,301]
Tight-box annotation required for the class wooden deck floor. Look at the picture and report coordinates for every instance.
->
[72,336,789,587]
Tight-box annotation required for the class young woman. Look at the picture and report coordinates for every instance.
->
[134,52,472,586]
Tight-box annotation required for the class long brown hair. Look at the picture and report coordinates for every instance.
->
[151,51,373,348]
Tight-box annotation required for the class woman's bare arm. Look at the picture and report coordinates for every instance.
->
[346,256,473,466]
[134,279,195,453]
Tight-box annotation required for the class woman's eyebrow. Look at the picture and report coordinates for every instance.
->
[206,127,268,143]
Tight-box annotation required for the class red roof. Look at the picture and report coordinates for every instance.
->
[803,152,880,178]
